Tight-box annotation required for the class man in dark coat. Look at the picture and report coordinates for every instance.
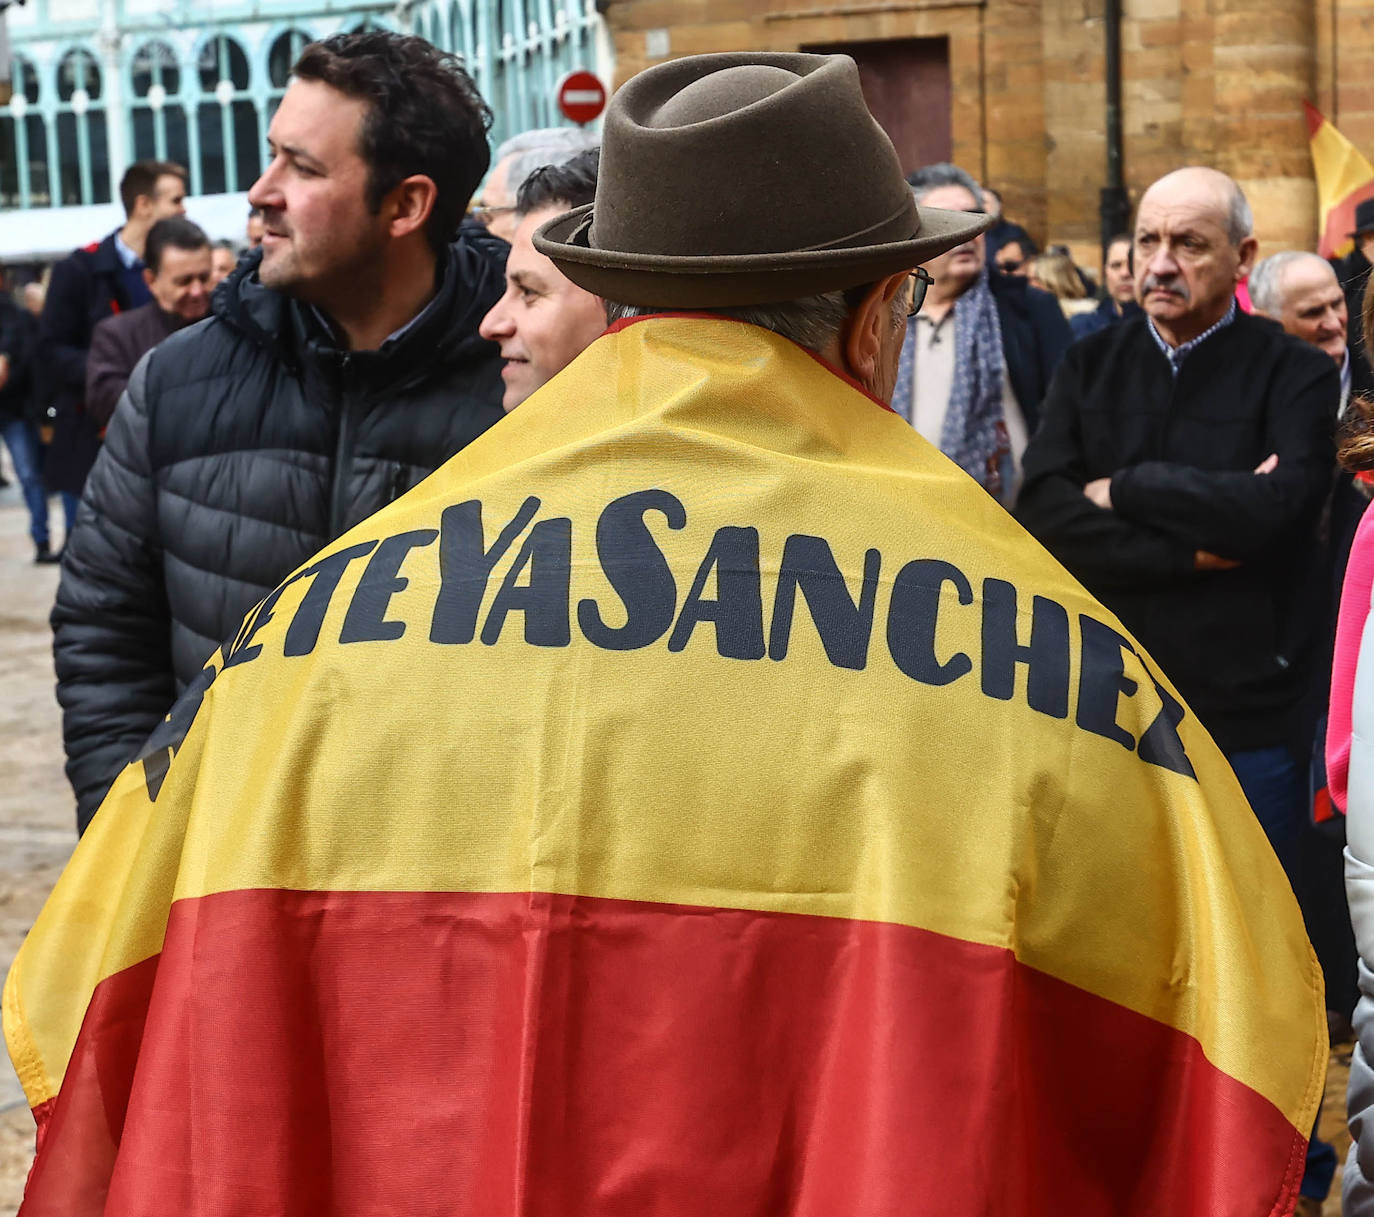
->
[85,216,212,426]
[1017,170,1340,1208]
[52,32,508,833]
[37,160,187,526]
[1018,168,1337,870]
[0,274,54,562]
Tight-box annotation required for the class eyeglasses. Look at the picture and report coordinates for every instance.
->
[470,204,515,227]
[996,257,1023,273]
[907,267,935,317]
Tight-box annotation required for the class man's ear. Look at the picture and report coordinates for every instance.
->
[842,270,908,393]
[142,266,156,289]
[1235,235,1260,281]
[387,174,439,242]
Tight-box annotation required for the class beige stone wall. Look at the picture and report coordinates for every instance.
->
[604,0,1342,262]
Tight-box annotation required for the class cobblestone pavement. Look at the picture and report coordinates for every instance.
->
[0,483,1357,1212]
[0,483,75,1216]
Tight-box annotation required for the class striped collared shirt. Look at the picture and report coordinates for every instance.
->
[1146,299,1238,376]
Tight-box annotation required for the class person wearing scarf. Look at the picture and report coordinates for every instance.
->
[897,164,1072,507]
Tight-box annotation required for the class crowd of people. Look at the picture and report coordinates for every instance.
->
[1,28,1372,1216]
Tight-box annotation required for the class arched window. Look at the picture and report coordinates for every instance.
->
[266,28,312,122]
[450,2,465,60]
[130,41,189,172]
[0,56,49,207]
[56,47,110,205]
[196,34,258,194]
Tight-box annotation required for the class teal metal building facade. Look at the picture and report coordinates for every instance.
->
[1,0,608,215]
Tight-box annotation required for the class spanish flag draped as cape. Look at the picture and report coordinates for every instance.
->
[6,317,1326,1215]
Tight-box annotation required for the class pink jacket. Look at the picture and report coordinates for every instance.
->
[1329,504,1374,811]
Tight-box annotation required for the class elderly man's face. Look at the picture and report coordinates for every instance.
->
[1278,259,1348,364]
[1133,173,1255,341]
[478,206,607,410]
[919,184,985,298]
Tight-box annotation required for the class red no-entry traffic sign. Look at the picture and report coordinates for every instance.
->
[557,70,607,125]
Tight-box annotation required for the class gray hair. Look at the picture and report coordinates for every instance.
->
[1224,180,1254,246]
[605,284,906,354]
[905,162,984,208]
[493,126,600,198]
[1249,250,1336,315]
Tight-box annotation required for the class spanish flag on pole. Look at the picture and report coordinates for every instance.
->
[6,318,1326,1214]
[1307,100,1374,258]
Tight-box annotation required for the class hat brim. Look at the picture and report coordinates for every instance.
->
[534,204,994,308]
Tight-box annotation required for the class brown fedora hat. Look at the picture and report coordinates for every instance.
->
[534,52,991,307]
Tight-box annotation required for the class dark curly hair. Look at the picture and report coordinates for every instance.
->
[293,32,493,253]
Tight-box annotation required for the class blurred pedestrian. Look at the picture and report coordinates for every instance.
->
[992,238,1032,276]
[1334,199,1374,400]
[51,31,507,832]
[7,52,1325,1215]
[246,206,265,248]
[472,126,598,241]
[85,218,213,427]
[479,149,603,411]
[897,162,1071,505]
[981,184,1038,264]
[1072,233,1140,340]
[1028,246,1095,322]
[1252,243,1364,1092]
[22,280,45,317]
[38,160,187,535]
[209,239,239,288]
[1252,250,1350,409]
[0,270,56,563]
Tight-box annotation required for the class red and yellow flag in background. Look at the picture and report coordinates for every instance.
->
[5,317,1327,1215]
[1307,100,1374,258]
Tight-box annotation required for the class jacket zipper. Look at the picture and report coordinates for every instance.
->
[328,354,356,537]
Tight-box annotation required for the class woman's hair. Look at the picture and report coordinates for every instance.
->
[1339,283,1374,472]
[1029,249,1088,301]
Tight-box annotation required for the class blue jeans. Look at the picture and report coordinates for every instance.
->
[60,490,78,537]
[1227,745,1306,886]
[0,417,49,549]
[1227,744,1336,1201]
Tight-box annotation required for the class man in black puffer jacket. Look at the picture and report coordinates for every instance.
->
[53,32,509,832]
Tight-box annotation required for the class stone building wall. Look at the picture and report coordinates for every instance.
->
[603,0,1370,266]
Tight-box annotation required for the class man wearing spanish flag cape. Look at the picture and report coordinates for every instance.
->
[6,52,1327,1215]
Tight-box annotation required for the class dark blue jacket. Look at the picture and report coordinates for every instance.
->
[1070,297,1143,343]
[988,270,1073,432]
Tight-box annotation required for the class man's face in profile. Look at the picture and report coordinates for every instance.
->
[478,206,607,411]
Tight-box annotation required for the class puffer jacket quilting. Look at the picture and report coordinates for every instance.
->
[52,224,508,831]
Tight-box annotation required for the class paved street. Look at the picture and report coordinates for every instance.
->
[0,482,74,1215]
[0,483,1357,1212]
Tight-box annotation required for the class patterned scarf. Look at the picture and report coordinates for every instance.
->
[893,267,1013,502]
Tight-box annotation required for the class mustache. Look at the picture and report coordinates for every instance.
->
[1141,274,1190,302]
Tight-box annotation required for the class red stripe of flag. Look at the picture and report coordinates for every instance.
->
[20,889,1307,1216]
